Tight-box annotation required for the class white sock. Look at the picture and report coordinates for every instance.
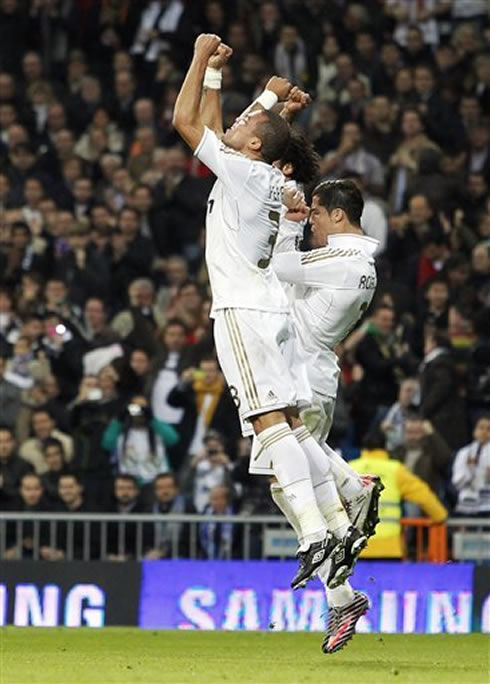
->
[270,482,307,551]
[322,442,364,499]
[317,560,355,606]
[257,423,326,546]
[293,426,351,539]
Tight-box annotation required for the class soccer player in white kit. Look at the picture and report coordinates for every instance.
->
[270,177,382,653]
[172,34,366,589]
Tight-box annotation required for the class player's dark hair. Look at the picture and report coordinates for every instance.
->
[312,179,364,226]
[279,132,320,186]
[255,110,291,165]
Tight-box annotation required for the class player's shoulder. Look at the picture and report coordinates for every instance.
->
[300,245,363,265]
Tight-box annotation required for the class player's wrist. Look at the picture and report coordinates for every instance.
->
[256,89,279,110]
[204,67,222,90]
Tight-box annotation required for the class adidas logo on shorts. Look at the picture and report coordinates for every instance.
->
[266,390,278,402]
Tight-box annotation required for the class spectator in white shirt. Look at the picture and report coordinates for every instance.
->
[452,415,490,515]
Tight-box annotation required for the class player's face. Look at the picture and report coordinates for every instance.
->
[222,110,264,152]
[309,195,332,247]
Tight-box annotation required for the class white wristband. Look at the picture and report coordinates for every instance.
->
[255,89,278,110]
[204,67,222,90]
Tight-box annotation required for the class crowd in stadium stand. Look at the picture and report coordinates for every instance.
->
[0,0,489,560]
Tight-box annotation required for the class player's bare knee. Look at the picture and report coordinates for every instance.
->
[251,410,288,434]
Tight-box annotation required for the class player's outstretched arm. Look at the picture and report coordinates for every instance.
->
[200,43,233,138]
[237,76,292,121]
[173,34,221,151]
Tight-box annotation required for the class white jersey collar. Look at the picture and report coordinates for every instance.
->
[327,232,379,255]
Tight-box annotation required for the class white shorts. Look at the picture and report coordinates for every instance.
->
[248,349,338,475]
[214,309,310,431]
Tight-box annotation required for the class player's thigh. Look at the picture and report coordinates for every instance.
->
[213,309,297,421]
[300,394,336,442]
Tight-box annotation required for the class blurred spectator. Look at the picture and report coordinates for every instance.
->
[381,378,420,451]
[350,429,447,558]
[419,330,468,449]
[199,485,237,560]
[43,473,96,560]
[0,353,21,429]
[321,121,384,196]
[354,304,417,439]
[145,473,195,560]
[107,475,146,561]
[19,408,73,474]
[40,438,70,507]
[102,394,179,486]
[274,24,309,90]
[3,473,52,560]
[452,415,490,515]
[189,431,234,513]
[391,416,452,498]
[168,356,241,460]
[0,426,32,507]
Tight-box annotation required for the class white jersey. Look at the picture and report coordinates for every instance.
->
[273,232,379,395]
[194,127,288,316]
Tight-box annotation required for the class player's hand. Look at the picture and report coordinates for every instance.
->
[194,34,222,61]
[208,43,233,69]
[282,185,305,211]
[265,76,292,101]
[285,204,309,223]
[283,86,312,118]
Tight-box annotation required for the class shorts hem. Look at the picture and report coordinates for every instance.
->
[241,402,291,422]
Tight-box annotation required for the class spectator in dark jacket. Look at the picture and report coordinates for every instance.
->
[419,330,468,449]
[107,474,147,560]
[145,473,195,560]
[3,473,53,559]
[391,416,452,497]
[354,304,417,440]
[0,426,33,508]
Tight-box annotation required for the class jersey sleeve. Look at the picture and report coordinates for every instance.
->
[273,249,347,287]
[194,126,251,189]
[274,215,306,255]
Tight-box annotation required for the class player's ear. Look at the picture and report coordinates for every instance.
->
[332,208,343,223]
[248,135,262,152]
[282,162,293,177]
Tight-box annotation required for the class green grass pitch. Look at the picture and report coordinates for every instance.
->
[0,629,488,684]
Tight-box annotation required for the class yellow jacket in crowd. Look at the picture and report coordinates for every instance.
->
[349,448,448,558]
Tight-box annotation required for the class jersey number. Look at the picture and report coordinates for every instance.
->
[257,210,280,269]
[207,199,214,214]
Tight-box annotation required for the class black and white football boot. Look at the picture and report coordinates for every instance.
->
[291,532,340,591]
[326,526,367,589]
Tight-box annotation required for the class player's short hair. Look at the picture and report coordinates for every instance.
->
[312,179,364,226]
[279,132,320,186]
[254,110,290,165]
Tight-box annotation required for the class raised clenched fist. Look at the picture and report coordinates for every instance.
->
[265,76,292,101]
[194,34,222,60]
[208,43,233,69]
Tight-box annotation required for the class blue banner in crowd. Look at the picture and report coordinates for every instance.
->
[140,560,475,633]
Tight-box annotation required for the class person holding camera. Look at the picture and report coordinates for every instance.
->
[381,377,420,451]
[189,430,234,513]
[102,394,179,486]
